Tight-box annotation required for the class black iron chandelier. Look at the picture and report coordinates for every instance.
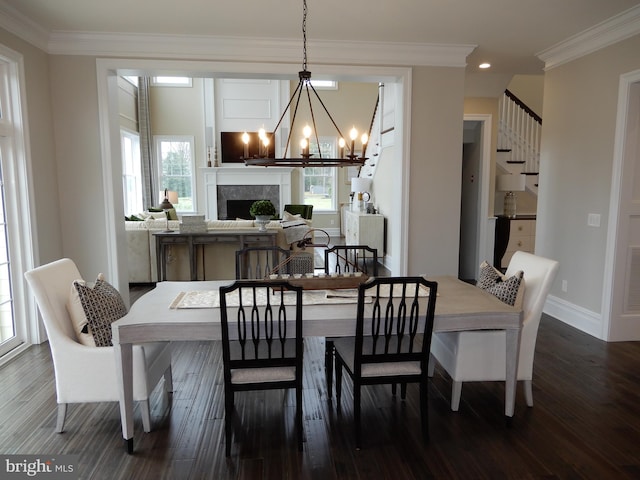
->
[242,0,377,167]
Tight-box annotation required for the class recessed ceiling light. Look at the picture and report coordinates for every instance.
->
[479,63,491,69]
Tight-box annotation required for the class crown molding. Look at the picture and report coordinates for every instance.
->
[47,31,474,68]
[0,2,474,67]
[0,1,49,51]
[537,5,640,71]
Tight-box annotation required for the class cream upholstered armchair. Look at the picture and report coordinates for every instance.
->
[429,251,559,411]
[24,258,173,433]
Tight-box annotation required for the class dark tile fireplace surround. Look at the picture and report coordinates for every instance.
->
[217,185,280,220]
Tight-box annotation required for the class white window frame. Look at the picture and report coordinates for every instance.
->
[120,128,143,216]
[155,135,196,213]
[301,136,338,212]
[0,46,36,359]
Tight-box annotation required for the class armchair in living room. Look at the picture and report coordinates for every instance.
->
[284,204,313,220]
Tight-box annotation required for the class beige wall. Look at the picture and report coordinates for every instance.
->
[408,66,466,276]
[538,34,640,317]
[507,74,544,118]
[49,55,111,279]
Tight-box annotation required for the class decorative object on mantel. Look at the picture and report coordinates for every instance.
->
[249,199,276,232]
[241,0,378,168]
[497,174,526,218]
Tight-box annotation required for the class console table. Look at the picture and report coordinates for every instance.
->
[344,210,385,255]
[154,230,277,281]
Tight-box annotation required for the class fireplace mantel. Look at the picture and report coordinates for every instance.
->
[201,166,293,220]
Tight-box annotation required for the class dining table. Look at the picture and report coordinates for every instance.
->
[112,275,523,453]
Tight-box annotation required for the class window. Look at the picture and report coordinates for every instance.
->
[121,129,143,216]
[151,77,192,87]
[310,79,338,90]
[302,137,337,211]
[0,50,33,357]
[155,136,195,212]
[122,76,138,87]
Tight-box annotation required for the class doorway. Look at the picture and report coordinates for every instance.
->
[459,115,493,283]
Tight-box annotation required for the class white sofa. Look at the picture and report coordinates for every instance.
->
[125,218,305,283]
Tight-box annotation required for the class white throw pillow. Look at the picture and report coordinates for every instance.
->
[283,210,303,222]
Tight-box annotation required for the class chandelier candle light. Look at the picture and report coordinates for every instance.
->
[241,0,375,167]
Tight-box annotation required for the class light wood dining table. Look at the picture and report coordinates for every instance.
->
[112,276,523,453]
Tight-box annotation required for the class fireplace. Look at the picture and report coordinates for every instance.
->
[226,199,261,220]
[202,167,293,220]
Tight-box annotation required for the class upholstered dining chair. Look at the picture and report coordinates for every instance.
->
[332,276,438,448]
[24,258,173,433]
[235,246,292,279]
[429,251,559,411]
[219,280,304,456]
[324,245,379,396]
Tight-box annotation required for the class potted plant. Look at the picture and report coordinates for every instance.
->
[250,200,276,231]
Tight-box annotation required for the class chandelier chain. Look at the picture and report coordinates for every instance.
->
[302,0,308,72]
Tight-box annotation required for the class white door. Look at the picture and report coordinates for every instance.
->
[606,76,640,341]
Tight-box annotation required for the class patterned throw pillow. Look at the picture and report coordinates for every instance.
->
[72,275,128,347]
[476,261,524,307]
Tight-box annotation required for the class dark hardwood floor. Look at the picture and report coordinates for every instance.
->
[2,313,640,479]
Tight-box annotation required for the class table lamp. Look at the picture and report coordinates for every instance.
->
[159,189,179,231]
[496,174,526,218]
[351,177,371,212]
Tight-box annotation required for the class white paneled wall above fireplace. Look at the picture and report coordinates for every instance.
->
[202,166,293,220]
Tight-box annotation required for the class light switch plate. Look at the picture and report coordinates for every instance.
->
[588,213,601,227]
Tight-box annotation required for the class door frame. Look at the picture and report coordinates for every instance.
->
[603,69,640,341]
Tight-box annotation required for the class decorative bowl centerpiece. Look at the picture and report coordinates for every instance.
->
[250,200,276,232]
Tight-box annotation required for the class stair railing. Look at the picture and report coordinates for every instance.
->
[498,89,541,175]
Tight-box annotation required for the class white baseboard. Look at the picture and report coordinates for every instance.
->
[544,295,603,340]
[317,227,340,238]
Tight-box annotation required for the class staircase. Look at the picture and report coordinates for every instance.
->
[357,83,383,180]
[497,89,541,196]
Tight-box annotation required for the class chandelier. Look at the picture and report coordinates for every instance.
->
[242,0,377,167]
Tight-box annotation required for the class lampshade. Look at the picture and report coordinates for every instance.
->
[496,174,525,192]
[351,177,371,193]
[159,189,178,210]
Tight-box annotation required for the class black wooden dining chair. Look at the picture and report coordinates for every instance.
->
[324,245,378,397]
[235,246,292,279]
[332,276,438,448]
[324,244,378,277]
[219,280,304,456]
